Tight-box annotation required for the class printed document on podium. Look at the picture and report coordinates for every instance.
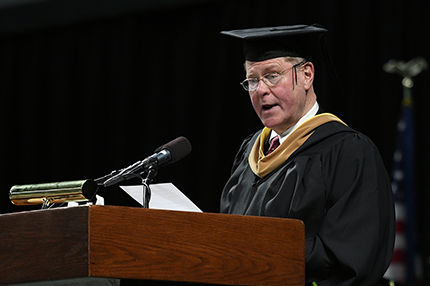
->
[120,183,202,212]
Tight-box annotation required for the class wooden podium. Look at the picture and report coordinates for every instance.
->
[0,205,305,285]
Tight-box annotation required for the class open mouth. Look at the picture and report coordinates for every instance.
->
[262,104,277,110]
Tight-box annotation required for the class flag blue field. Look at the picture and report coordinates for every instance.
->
[385,95,420,285]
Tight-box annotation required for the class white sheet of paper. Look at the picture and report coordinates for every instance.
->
[120,183,202,212]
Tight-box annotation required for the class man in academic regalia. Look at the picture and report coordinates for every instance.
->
[220,24,395,286]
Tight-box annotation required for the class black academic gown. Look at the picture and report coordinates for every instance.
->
[221,121,395,286]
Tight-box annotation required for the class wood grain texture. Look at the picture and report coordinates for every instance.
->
[0,207,89,284]
[88,206,305,285]
[0,206,305,285]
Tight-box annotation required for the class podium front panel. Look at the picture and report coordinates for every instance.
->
[88,206,305,285]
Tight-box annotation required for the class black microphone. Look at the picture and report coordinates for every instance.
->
[153,136,192,166]
[102,136,191,187]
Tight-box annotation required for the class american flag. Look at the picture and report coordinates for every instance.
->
[384,95,421,285]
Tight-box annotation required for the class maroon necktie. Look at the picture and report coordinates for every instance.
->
[266,136,280,155]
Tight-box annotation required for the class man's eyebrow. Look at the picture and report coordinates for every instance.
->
[247,64,283,77]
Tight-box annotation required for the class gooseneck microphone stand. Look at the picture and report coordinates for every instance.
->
[95,164,160,209]
[140,166,158,209]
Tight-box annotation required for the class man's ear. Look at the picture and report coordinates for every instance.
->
[303,62,315,90]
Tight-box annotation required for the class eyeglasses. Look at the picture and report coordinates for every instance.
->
[240,60,307,91]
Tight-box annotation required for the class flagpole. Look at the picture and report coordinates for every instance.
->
[383,57,427,285]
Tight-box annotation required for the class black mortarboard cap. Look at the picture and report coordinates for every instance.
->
[221,24,327,62]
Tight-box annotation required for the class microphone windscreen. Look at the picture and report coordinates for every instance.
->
[155,136,192,165]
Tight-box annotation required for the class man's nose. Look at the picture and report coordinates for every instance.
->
[255,79,270,95]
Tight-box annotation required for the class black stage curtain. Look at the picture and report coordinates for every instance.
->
[0,0,429,283]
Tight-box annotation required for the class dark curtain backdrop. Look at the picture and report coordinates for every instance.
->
[0,0,429,283]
